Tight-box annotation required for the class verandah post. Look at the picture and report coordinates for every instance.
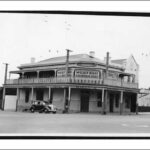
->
[120,90,123,115]
[102,88,106,114]
[136,93,138,115]
[31,87,34,102]
[68,86,71,112]
[48,86,51,103]
[63,88,67,113]
[16,88,19,112]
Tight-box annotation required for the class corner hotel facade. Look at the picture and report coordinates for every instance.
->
[3,51,139,114]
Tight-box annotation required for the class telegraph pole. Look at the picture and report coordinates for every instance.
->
[2,63,9,110]
[65,49,72,77]
[102,52,109,115]
[64,49,72,113]
[106,52,109,78]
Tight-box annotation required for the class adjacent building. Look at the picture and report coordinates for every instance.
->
[2,51,139,114]
[138,89,150,107]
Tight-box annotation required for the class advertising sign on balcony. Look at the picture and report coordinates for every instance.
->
[57,69,72,77]
[75,70,99,78]
[108,71,118,79]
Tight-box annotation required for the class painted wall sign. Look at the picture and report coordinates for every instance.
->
[108,71,118,79]
[75,70,99,78]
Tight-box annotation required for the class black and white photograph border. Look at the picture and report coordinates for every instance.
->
[1,1,150,143]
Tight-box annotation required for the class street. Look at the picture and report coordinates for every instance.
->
[0,111,150,136]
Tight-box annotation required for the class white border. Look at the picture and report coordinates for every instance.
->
[0,1,149,12]
[0,140,150,149]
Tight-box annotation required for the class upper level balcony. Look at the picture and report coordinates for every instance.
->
[5,77,138,89]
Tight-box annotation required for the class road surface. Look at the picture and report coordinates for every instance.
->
[0,111,150,137]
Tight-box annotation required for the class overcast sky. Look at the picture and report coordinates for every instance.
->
[1,4,150,88]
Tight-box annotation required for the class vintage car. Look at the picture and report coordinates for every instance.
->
[30,100,57,113]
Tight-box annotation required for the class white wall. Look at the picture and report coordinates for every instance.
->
[125,55,139,83]
[4,95,17,111]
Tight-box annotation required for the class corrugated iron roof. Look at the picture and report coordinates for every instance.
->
[19,53,123,69]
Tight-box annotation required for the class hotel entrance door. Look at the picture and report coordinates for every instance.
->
[80,90,89,112]
[109,93,114,112]
[36,89,44,101]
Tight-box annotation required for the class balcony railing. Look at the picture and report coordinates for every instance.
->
[103,78,138,89]
[6,77,138,89]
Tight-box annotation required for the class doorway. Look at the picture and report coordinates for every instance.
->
[36,89,44,100]
[109,93,114,112]
[80,90,90,112]
[130,93,136,112]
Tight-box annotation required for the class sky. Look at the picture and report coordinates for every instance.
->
[1,2,150,88]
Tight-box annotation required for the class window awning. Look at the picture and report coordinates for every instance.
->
[119,73,133,78]
[10,70,22,74]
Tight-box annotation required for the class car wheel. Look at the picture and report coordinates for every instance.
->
[44,109,48,113]
[52,111,56,114]
[30,108,35,113]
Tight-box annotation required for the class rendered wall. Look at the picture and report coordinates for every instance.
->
[69,89,80,112]
[17,89,32,111]
[17,87,132,114]
[89,91,102,112]
[52,88,64,111]
[18,88,51,111]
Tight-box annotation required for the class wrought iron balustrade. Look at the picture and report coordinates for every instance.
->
[6,77,138,89]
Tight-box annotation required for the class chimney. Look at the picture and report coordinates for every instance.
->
[89,51,95,58]
[31,57,35,63]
